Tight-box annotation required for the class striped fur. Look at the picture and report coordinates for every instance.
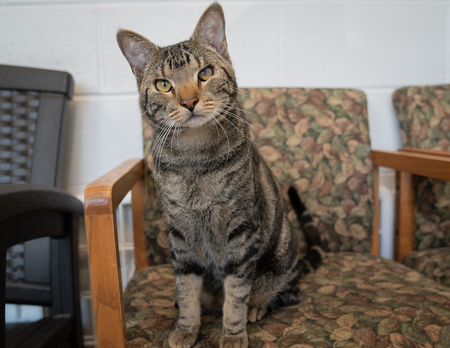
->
[117,3,323,348]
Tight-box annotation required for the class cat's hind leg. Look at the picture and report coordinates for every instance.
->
[247,292,271,323]
[247,305,269,323]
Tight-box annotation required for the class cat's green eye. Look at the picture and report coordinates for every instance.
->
[156,80,172,92]
[198,67,213,81]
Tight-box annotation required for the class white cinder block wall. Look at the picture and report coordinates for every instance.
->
[1,0,449,194]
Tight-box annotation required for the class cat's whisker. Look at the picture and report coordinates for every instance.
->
[205,111,221,147]
[170,121,179,157]
[154,126,168,168]
[212,109,258,146]
[230,87,258,98]
[152,120,172,168]
[207,111,230,161]
[222,102,259,121]
[219,108,261,136]
[143,121,165,158]
[156,120,174,168]
[163,121,176,159]
[160,120,176,165]
[229,86,251,94]
[144,124,165,167]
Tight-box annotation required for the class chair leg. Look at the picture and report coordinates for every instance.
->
[396,171,414,262]
[51,214,83,347]
[1,233,6,346]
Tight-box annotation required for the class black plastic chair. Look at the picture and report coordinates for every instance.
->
[0,65,84,347]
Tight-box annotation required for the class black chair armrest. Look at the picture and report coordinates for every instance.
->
[0,184,84,247]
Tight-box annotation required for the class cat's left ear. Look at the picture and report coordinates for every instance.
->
[191,3,229,59]
[117,29,159,84]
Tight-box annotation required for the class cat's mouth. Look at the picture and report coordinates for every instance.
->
[184,113,208,128]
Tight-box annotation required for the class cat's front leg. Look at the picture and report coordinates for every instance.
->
[220,275,251,348]
[168,272,203,348]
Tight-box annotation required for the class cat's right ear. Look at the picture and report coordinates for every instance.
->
[117,29,159,84]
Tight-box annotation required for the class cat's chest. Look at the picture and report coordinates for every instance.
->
[158,170,237,261]
[159,171,231,210]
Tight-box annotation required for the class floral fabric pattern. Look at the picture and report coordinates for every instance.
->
[142,88,375,263]
[393,85,450,251]
[403,248,450,287]
[238,88,374,253]
[125,252,450,348]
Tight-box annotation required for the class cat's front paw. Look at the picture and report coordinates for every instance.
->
[168,329,198,348]
[219,335,249,348]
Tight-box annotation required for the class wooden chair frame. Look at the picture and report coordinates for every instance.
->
[373,148,450,262]
[85,148,450,347]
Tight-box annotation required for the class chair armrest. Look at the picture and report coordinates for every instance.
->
[85,157,147,270]
[372,149,450,181]
[399,147,450,158]
[372,149,450,262]
[84,158,144,348]
[0,184,84,247]
[0,184,84,221]
[84,158,144,215]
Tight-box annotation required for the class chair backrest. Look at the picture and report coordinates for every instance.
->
[142,88,375,265]
[0,64,74,302]
[393,84,450,250]
[0,64,74,187]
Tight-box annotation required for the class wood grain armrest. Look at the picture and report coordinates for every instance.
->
[372,150,450,181]
[84,158,145,348]
[85,158,144,215]
[399,147,450,158]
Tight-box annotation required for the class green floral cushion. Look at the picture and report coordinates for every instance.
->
[403,248,450,287]
[393,85,450,250]
[125,253,450,347]
[142,88,374,264]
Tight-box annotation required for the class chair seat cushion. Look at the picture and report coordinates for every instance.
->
[403,248,450,287]
[125,252,450,347]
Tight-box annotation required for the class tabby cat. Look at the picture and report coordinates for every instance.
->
[117,3,323,348]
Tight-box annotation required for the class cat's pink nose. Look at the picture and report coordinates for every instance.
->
[181,97,199,112]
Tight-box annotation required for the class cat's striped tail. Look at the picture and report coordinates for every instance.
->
[288,186,324,271]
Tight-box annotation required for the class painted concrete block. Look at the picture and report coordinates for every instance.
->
[61,94,143,191]
[363,88,402,152]
[221,2,279,87]
[281,3,446,87]
[0,5,100,94]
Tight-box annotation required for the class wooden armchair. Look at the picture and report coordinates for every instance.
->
[85,88,450,347]
[373,148,450,262]
[388,85,450,286]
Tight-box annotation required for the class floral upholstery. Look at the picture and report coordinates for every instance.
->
[126,252,450,347]
[403,248,450,288]
[393,85,450,251]
[142,88,374,265]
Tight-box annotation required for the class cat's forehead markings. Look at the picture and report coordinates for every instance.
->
[166,44,191,69]
[159,45,200,78]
